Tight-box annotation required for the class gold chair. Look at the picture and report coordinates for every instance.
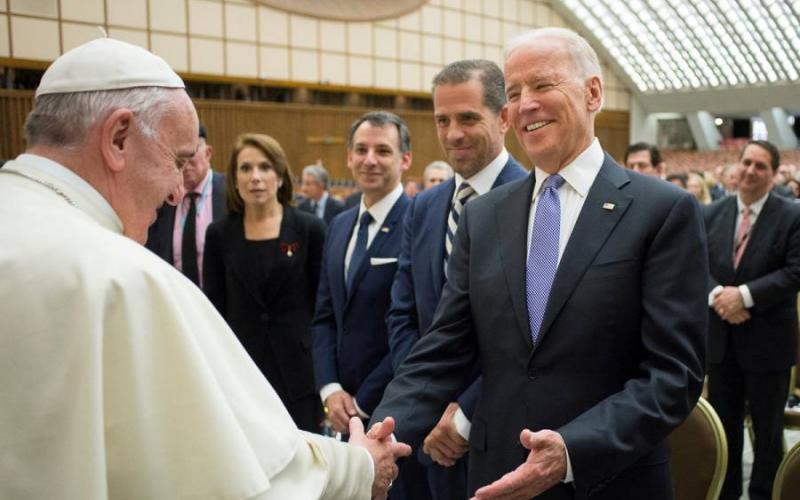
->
[772,440,800,500]
[670,397,728,500]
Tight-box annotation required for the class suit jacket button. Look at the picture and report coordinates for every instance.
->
[260,313,269,322]
[527,370,538,380]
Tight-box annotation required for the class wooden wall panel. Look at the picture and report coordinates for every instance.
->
[0,91,630,181]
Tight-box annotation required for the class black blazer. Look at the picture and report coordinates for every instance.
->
[297,194,345,225]
[203,206,326,406]
[705,193,800,371]
[146,172,226,262]
[373,156,708,499]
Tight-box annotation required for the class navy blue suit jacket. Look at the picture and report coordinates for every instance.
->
[373,156,708,499]
[312,193,410,414]
[146,171,226,262]
[387,156,527,418]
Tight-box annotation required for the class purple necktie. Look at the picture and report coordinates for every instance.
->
[526,174,564,344]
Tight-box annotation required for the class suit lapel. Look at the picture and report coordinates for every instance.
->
[717,197,738,277]
[332,209,357,309]
[735,194,776,278]
[260,208,301,307]
[536,155,633,347]
[495,172,538,346]
[429,180,454,297]
[345,195,409,305]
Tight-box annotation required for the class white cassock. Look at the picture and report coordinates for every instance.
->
[0,154,373,499]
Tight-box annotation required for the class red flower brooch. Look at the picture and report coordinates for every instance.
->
[280,241,299,257]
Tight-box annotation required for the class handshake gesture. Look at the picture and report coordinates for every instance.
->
[349,416,411,499]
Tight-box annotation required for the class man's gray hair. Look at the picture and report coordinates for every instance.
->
[302,164,330,190]
[24,87,178,148]
[424,161,453,180]
[505,27,602,82]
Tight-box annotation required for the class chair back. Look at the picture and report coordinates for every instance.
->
[773,441,800,500]
[670,397,728,500]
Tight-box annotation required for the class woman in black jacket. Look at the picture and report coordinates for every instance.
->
[204,133,325,432]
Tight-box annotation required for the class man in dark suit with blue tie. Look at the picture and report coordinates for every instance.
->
[298,164,345,225]
[705,140,800,500]
[146,124,225,286]
[371,28,707,499]
[312,111,428,499]
[387,59,527,500]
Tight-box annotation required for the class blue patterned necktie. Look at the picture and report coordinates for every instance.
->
[526,174,564,344]
[346,210,373,291]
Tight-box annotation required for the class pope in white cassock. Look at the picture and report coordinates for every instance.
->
[0,38,410,499]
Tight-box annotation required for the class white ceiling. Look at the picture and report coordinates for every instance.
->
[552,0,800,115]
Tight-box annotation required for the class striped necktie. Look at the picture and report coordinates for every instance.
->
[444,182,475,275]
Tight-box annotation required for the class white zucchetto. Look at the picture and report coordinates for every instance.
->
[36,38,184,97]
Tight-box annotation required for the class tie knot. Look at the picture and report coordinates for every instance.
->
[359,211,374,226]
[456,181,475,201]
[742,206,751,217]
[543,174,565,191]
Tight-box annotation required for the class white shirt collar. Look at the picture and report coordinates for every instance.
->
[736,191,769,217]
[453,148,509,198]
[12,153,123,233]
[358,183,404,227]
[532,138,603,199]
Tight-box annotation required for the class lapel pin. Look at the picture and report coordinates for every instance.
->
[380,226,390,233]
[602,202,616,211]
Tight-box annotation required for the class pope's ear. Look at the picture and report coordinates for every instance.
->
[100,108,135,173]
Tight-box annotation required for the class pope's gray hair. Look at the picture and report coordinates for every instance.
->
[24,87,178,148]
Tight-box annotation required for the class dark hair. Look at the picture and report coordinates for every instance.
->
[666,173,688,188]
[624,142,663,166]
[225,133,294,214]
[432,59,506,114]
[347,111,411,153]
[742,139,780,171]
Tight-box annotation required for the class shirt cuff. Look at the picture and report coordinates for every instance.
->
[738,284,754,308]
[353,398,370,419]
[320,382,344,404]
[708,285,723,307]
[563,443,574,483]
[453,407,471,441]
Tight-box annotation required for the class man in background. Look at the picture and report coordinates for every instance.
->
[0,37,408,500]
[705,139,800,500]
[298,164,345,224]
[146,124,225,287]
[386,59,527,500]
[422,160,454,190]
[624,141,666,178]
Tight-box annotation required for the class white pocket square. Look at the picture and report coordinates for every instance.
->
[370,257,398,266]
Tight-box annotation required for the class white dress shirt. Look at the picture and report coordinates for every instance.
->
[321,183,405,417]
[708,191,770,308]
[451,148,510,202]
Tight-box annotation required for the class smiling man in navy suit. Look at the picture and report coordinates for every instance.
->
[372,28,707,500]
[312,111,428,499]
[386,59,527,500]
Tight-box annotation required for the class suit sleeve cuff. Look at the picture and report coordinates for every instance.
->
[353,398,371,419]
[708,285,723,307]
[453,407,471,440]
[738,284,754,308]
[563,442,574,483]
[320,383,343,404]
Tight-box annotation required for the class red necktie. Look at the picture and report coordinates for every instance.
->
[733,206,751,268]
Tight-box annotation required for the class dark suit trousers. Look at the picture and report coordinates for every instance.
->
[708,347,789,500]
